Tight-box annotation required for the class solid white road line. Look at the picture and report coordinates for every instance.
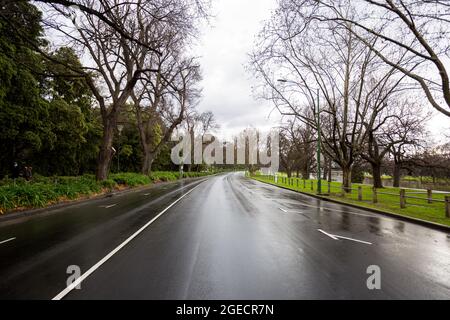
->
[52,182,204,301]
[318,229,339,240]
[0,237,16,245]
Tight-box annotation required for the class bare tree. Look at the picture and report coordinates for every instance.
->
[133,55,202,175]
[279,120,315,178]
[361,98,429,187]
[250,3,407,190]
[385,101,428,187]
[287,0,450,117]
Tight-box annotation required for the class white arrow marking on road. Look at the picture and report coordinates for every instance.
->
[318,229,339,240]
[318,229,372,245]
[333,235,372,245]
[0,237,16,245]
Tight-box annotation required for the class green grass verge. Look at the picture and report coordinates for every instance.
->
[250,174,450,227]
[0,171,214,214]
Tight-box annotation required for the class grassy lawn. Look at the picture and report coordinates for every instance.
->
[0,171,214,214]
[250,174,450,227]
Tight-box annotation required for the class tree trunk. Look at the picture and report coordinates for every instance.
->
[371,161,384,188]
[393,162,401,188]
[302,162,310,180]
[328,158,332,182]
[96,120,115,181]
[323,159,329,180]
[342,166,352,193]
[142,151,156,175]
[287,169,292,178]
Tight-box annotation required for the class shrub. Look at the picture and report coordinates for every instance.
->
[110,173,151,187]
[101,179,117,190]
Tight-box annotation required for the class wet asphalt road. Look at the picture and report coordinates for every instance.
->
[0,172,449,300]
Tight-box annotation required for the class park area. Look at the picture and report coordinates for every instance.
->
[250,173,450,227]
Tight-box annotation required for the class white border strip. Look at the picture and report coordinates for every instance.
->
[52,182,204,300]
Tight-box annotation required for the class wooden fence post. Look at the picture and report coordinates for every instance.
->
[400,189,406,209]
[311,181,314,191]
[446,197,450,218]
[328,181,331,194]
[372,188,378,204]
[358,186,362,201]
[427,189,432,204]
[303,180,306,189]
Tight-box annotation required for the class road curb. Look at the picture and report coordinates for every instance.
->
[251,177,450,233]
[0,176,208,224]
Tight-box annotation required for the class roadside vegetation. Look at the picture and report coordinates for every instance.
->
[251,174,450,227]
[0,172,214,214]
[249,0,450,202]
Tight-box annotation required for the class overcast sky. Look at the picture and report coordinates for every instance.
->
[192,0,449,143]
[192,0,280,140]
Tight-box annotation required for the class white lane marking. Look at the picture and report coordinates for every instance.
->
[0,237,16,245]
[288,201,380,219]
[279,207,288,213]
[318,229,372,245]
[318,229,339,240]
[143,193,151,196]
[100,204,117,209]
[52,182,203,301]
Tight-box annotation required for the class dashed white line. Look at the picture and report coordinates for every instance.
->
[100,204,117,209]
[279,207,288,213]
[52,182,204,301]
[0,237,16,245]
[287,201,382,219]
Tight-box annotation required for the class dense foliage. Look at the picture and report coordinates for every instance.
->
[0,1,179,179]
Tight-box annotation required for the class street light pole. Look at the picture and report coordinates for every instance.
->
[316,88,322,194]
